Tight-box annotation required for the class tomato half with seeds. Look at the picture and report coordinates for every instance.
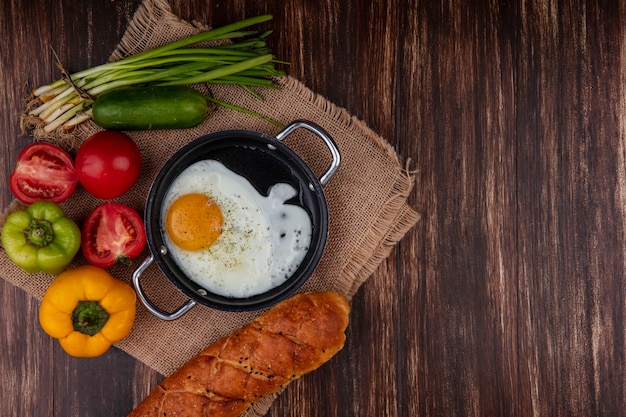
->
[10,142,78,204]
[81,202,146,268]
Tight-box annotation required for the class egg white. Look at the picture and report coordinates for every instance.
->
[161,159,312,298]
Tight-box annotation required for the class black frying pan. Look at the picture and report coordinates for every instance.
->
[132,120,340,319]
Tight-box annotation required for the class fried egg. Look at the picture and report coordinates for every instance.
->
[161,159,312,298]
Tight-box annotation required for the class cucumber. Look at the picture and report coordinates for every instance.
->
[92,86,209,130]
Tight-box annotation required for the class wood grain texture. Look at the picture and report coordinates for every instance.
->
[406,2,521,415]
[514,2,625,415]
[0,0,624,416]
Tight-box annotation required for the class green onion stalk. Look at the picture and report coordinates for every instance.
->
[23,15,287,133]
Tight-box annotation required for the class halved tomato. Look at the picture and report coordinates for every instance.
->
[81,202,147,268]
[10,142,78,204]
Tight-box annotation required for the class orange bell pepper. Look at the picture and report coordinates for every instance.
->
[39,265,136,357]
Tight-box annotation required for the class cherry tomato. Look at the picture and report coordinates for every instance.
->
[75,131,141,199]
[10,142,78,204]
[81,202,147,268]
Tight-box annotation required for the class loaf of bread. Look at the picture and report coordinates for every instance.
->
[128,291,350,417]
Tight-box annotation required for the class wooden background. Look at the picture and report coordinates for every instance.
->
[1,0,624,416]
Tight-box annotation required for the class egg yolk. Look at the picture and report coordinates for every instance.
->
[165,193,224,251]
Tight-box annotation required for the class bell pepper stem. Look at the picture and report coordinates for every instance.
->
[72,301,110,336]
[27,219,55,248]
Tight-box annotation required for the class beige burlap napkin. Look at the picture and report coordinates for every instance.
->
[2,0,419,415]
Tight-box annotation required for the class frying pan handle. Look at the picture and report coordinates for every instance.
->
[275,120,341,185]
[132,253,197,321]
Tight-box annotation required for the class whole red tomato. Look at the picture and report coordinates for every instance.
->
[81,202,146,268]
[10,142,78,204]
[75,131,141,199]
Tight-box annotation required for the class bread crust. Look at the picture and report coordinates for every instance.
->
[128,291,350,417]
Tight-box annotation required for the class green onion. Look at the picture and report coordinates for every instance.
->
[25,15,286,133]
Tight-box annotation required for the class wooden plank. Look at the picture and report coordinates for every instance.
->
[0,279,54,416]
[515,1,625,415]
[401,2,520,415]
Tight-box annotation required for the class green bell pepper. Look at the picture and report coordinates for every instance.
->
[1,201,81,275]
